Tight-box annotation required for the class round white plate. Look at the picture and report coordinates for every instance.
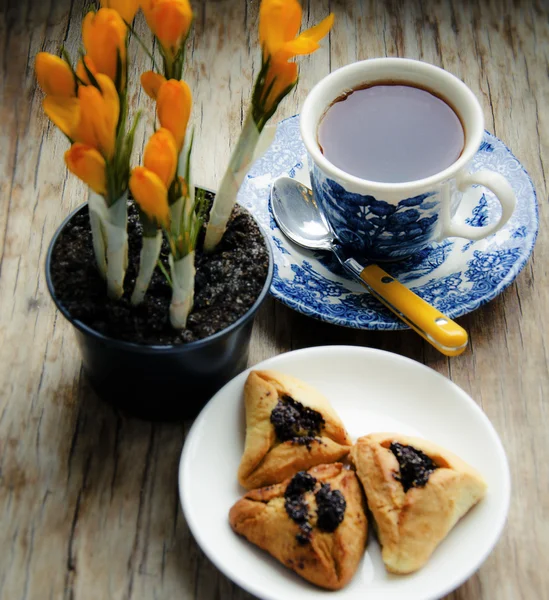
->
[179,347,510,600]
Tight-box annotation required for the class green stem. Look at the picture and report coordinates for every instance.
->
[157,259,172,287]
[169,252,195,328]
[131,231,162,305]
[126,21,161,72]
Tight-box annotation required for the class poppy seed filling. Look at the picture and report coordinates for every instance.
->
[270,395,325,445]
[284,472,316,545]
[315,483,346,532]
[284,471,346,544]
[390,441,438,492]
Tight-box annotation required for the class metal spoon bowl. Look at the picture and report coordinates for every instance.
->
[270,176,468,356]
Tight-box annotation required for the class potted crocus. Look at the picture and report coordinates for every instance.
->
[40,0,333,420]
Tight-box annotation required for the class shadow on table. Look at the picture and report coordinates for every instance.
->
[43,372,254,597]
[253,285,514,369]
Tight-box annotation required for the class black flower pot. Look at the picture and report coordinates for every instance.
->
[45,203,273,421]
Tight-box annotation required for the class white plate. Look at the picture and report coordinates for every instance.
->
[179,347,510,600]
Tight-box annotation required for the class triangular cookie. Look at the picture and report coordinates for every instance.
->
[351,433,487,574]
[237,370,352,489]
[229,463,367,590]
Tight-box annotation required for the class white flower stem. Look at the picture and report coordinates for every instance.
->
[204,111,274,252]
[88,193,107,278]
[131,230,162,306]
[169,251,195,329]
[89,192,129,300]
[170,196,183,238]
[104,194,129,299]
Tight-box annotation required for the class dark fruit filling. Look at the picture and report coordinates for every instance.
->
[284,472,316,545]
[390,441,438,492]
[270,395,325,446]
[315,484,346,532]
[285,471,317,497]
[284,471,346,544]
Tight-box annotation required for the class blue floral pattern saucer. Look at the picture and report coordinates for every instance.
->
[238,116,538,330]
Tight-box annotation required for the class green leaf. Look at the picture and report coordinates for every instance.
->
[184,128,195,189]
[157,258,173,287]
[79,50,101,89]
[60,46,79,96]
[115,47,123,93]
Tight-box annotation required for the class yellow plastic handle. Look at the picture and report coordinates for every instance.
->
[360,264,468,356]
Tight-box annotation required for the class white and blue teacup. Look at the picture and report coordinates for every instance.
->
[300,58,516,261]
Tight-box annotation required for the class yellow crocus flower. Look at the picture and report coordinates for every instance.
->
[77,74,120,159]
[100,0,140,24]
[259,0,334,63]
[129,167,170,227]
[203,1,334,253]
[41,74,119,156]
[35,52,76,97]
[82,8,127,85]
[263,60,297,114]
[65,143,107,195]
[156,79,192,152]
[144,128,178,188]
[257,0,333,114]
[142,0,193,53]
[42,96,81,139]
[140,71,167,100]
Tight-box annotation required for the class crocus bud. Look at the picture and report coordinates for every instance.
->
[77,74,120,159]
[140,71,167,100]
[35,52,76,97]
[142,0,192,52]
[65,143,107,195]
[156,79,192,151]
[144,128,178,188]
[82,8,127,85]
[100,0,140,24]
[129,167,170,227]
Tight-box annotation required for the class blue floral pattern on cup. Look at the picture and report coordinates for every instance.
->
[311,163,440,260]
[238,116,538,330]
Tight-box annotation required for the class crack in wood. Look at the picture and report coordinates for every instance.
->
[109,415,123,501]
[66,399,84,481]
[485,78,497,137]
[64,453,93,600]
[125,426,156,599]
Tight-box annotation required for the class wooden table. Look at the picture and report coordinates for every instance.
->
[1,0,548,598]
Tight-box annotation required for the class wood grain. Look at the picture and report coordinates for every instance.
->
[0,0,547,598]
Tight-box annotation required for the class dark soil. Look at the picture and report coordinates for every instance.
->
[50,197,270,345]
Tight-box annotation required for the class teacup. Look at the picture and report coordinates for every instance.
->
[300,58,516,261]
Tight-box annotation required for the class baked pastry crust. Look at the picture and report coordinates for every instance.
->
[229,463,368,590]
[351,433,487,574]
[237,370,352,489]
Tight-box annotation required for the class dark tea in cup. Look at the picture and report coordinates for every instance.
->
[301,59,516,261]
[318,83,465,184]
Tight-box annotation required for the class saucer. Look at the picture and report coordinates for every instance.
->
[179,346,511,600]
[238,116,538,330]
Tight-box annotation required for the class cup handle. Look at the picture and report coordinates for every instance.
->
[441,170,516,241]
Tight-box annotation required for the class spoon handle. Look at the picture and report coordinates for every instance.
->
[343,260,468,356]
